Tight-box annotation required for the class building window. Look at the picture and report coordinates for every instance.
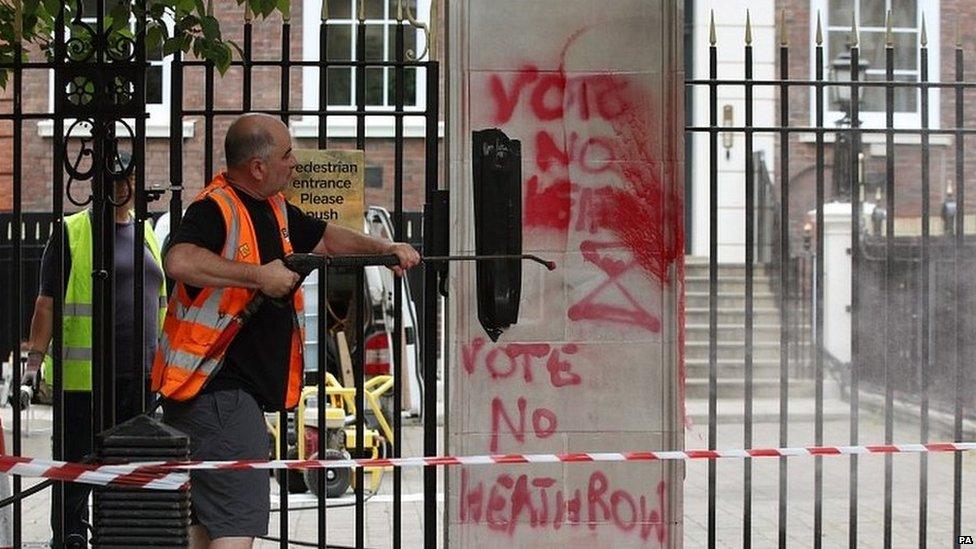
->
[299,0,431,137]
[44,1,173,136]
[811,0,939,129]
[365,165,384,188]
[323,0,420,107]
[145,31,167,113]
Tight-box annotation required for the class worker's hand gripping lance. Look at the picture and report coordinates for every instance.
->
[147,249,553,414]
[204,255,397,364]
[212,252,556,358]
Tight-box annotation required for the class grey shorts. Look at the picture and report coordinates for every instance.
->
[162,389,270,540]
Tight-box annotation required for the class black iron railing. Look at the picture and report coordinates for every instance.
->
[0,1,442,548]
[686,9,975,548]
[857,235,976,415]
[752,151,778,265]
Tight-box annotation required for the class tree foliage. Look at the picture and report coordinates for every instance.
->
[0,0,290,88]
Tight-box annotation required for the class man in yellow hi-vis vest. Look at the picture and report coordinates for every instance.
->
[23,151,166,548]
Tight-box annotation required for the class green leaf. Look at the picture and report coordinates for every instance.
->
[179,14,200,31]
[276,0,290,18]
[146,2,167,19]
[146,23,164,55]
[241,0,259,14]
[227,39,244,61]
[175,0,197,13]
[22,13,40,36]
[109,1,131,32]
[162,35,187,56]
[200,15,219,41]
[212,43,232,74]
[259,0,276,18]
[0,70,8,90]
[41,0,62,19]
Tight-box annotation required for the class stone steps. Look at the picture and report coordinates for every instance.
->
[684,260,776,278]
[685,276,779,294]
[685,341,806,361]
[685,378,818,400]
[685,358,786,379]
[686,323,786,342]
[686,292,780,309]
[683,257,826,404]
[685,307,781,324]
[685,396,850,425]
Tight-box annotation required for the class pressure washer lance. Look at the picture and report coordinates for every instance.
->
[191,252,556,358]
[148,252,555,413]
[422,253,557,271]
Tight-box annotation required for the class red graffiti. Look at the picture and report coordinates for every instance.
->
[462,338,583,389]
[579,186,615,234]
[462,337,488,375]
[460,469,669,543]
[530,73,566,121]
[567,240,662,333]
[490,397,558,452]
[488,62,682,333]
[484,16,686,332]
[489,66,635,126]
[534,131,616,174]
[489,67,540,124]
[524,177,615,237]
[524,175,572,232]
[595,108,683,285]
[465,27,684,543]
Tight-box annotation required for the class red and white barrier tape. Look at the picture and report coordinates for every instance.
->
[1,442,973,490]
[0,456,189,490]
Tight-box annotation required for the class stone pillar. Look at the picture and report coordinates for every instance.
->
[818,202,853,364]
[447,1,684,546]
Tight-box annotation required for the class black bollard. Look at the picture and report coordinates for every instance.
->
[90,414,190,548]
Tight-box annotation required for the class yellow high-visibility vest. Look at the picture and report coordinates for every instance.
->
[43,210,167,391]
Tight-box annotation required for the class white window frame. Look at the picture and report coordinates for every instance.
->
[296,0,432,138]
[809,0,940,130]
[39,14,192,139]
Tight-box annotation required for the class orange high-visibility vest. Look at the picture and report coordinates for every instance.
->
[151,174,306,408]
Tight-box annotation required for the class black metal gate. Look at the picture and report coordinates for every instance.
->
[0,0,442,547]
[686,9,974,548]
[4,2,975,548]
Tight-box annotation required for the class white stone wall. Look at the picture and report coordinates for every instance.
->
[447,1,684,546]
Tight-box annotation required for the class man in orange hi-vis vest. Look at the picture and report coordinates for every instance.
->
[153,113,419,548]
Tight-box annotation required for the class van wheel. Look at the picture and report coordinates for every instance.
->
[305,449,351,499]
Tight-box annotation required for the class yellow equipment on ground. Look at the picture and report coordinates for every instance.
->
[269,372,395,498]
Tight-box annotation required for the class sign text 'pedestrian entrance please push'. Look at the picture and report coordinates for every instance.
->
[286,149,365,231]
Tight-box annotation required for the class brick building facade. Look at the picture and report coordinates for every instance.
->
[0,0,445,216]
[0,90,10,210]
[689,1,976,260]
[777,0,976,243]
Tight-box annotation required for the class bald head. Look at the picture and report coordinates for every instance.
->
[224,113,285,168]
[223,113,298,199]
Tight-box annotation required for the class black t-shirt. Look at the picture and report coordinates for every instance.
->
[168,187,326,411]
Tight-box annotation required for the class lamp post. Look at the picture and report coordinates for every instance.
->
[830,49,870,202]
[942,182,957,236]
[871,187,887,235]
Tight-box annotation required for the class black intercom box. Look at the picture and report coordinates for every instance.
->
[471,129,522,341]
